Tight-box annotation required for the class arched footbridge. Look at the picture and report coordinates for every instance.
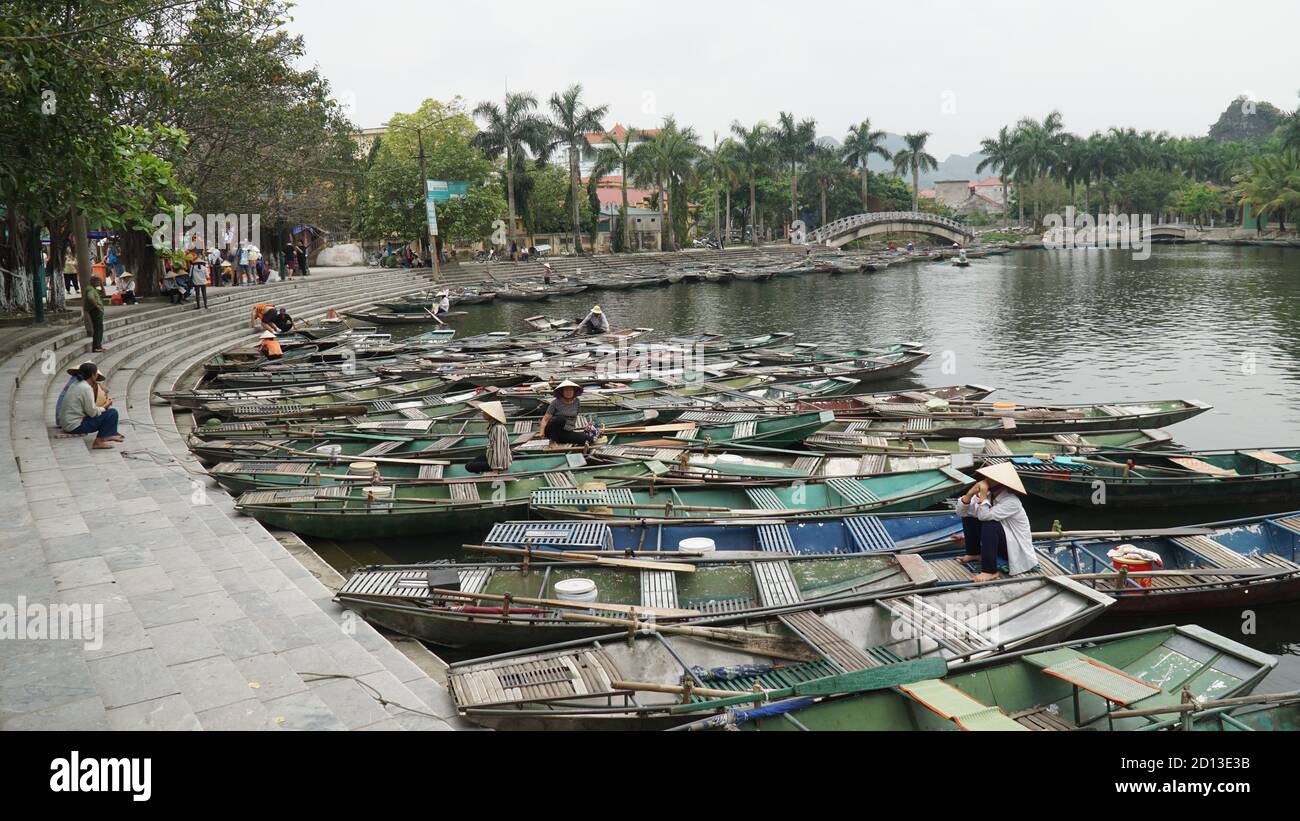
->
[807,211,975,247]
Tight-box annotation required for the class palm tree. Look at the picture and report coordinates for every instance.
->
[729,121,772,246]
[631,118,699,252]
[892,132,938,211]
[697,134,738,246]
[472,92,550,252]
[590,126,639,252]
[775,112,817,229]
[1012,112,1066,227]
[801,145,848,227]
[841,119,891,212]
[546,84,609,254]
[1236,149,1300,232]
[976,125,1016,228]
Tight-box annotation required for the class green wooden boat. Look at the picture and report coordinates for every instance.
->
[710,624,1275,731]
[736,349,932,384]
[853,398,1212,435]
[517,410,835,454]
[446,575,1114,730]
[1012,446,1300,508]
[805,428,1177,457]
[529,466,972,521]
[741,341,925,366]
[209,452,595,495]
[589,443,955,482]
[1188,693,1300,731]
[234,460,669,538]
[188,408,658,443]
[662,332,794,354]
[336,551,941,650]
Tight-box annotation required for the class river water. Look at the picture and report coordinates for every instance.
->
[312,245,1300,687]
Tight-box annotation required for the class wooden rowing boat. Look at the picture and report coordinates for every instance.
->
[709,625,1274,731]
[528,467,972,521]
[1012,447,1300,507]
[445,575,1113,729]
[335,551,941,650]
[233,460,669,538]
[804,428,1177,456]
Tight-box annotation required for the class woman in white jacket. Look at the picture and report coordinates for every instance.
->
[953,462,1038,582]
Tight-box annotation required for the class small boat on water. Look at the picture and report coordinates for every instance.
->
[1012,446,1300,507]
[482,512,966,555]
[805,428,1177,457]
[234,460,670,538]
[528,467,971,522]
[342,310,465,325]
[335,551,942,651]
[698,625,1275,732]
[445,575,1114,729]
[495,288,550,302]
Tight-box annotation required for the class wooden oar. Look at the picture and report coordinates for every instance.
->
[422,306,445,325]
[463,543,697,573]
[1026,526,1215,540]
[431,588,699,618]
[1029,453,1205,477]
[261,441,449,466]
[1110,690,1300,719]
[559,612,819,660]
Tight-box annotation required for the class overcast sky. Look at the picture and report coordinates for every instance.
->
[288,0,1300,158]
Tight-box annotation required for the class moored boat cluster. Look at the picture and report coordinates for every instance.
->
[159,312,1300,731]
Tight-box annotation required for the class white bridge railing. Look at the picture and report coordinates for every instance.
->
[807,211,974,244]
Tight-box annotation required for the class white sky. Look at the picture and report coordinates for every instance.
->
[288,0,1300,158]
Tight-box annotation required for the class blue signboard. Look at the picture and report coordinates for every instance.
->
[425,180,469,203]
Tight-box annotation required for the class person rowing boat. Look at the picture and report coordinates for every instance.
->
[575,305,609,335]
[954,462,1037,582]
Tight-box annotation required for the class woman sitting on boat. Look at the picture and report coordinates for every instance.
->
[541,380,600,447]
[465,401,512,474]
[575,305,609,335]
[435,291,451,319]
[954,463,1037,582]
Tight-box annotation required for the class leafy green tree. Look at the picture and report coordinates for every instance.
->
[775,112,817,227]
[977,126,1017,227]
[729,121,772,245]
[472,92,551,250]
[590,126,639,252]
[545,84,607,254]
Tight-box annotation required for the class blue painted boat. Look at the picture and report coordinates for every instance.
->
[483,512,967,555]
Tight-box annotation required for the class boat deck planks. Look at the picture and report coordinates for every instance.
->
[754,560,802,607]
[778,610,880,671]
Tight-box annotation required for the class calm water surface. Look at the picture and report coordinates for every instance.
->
[312,245,1300,683]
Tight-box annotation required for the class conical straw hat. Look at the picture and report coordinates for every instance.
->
[471,400,507,424]
[976,462,1026,495]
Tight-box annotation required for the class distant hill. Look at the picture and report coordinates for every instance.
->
[819,132,990,187]
[1208,96,1286,143]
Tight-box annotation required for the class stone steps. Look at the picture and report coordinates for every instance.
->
[1,267,468,731]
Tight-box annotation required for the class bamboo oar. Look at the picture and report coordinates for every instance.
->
[463,543,697,573]
[1029,453,1209,477]
[260,441,450,466]
[559,612,819,661]
[1110,690,1300,719]
[610,680,751,700]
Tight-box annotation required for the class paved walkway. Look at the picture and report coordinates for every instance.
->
[0,266,474,730]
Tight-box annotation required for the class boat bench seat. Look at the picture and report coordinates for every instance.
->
[899,679,1027,731]
[1024,649,1161,705]
[880,595,997,656]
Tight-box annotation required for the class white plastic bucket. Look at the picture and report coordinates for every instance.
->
[362,485,392,499]
[348,460,377,475]
[958,437,986,455]
[554,578,598,602]
[316,444,343,459]
[678,537,716,555]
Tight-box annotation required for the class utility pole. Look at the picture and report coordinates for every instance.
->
[414,128,441,280]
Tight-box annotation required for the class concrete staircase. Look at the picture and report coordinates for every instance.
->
[0,268,473,730]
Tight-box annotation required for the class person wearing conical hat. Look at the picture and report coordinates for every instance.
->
[540,380,594,447]
[575,304,609,336]
[465,400,512,474]
[435,291,450,318]
[953,462,1037,582]
[257,330,283,360]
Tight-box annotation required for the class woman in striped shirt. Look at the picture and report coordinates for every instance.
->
[465,401,512,474]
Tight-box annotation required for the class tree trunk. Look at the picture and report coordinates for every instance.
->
[505,149,517,251]
[820,187,827,227]
[724,188,731,248]
[713,184,721,247]
[658,178,669,251]
[1003,182,1010,229]
[569,143,583,254]
[912,166,919,211]
[861,168,870,213]
[749,180,757,247]
[790,162,798,234]
[620,167,631,253]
